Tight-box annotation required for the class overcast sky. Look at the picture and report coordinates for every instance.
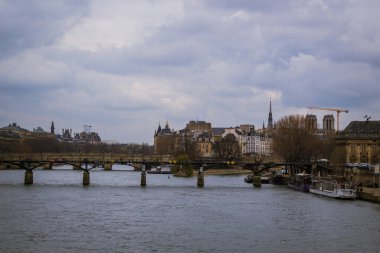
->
[1,0,379,143]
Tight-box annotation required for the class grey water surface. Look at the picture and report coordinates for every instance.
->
[1,166,379,253]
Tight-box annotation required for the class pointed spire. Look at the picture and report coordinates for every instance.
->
[268,98,273,128]
[157,122,162,133]
[50,121,55,134]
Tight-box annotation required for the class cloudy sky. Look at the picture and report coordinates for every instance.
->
[1,0,379,143]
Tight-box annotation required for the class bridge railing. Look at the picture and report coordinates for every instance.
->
[0,153,173,162]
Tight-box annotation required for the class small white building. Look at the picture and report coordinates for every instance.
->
[221,127,272,156]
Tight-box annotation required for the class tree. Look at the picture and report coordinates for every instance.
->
[214,133,241,161]
[171,154,193,177]
[177,135,199,160]
[272,115,319,172]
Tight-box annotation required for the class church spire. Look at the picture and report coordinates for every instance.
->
[268,99,273,128]
[50,121,55,134]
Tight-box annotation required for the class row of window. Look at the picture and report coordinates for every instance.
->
[350,144,378,153]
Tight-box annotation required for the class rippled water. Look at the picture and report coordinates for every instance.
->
[1,166,380,253]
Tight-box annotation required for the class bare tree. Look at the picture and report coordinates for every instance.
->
[272,115,320,173]
[214,133,241,161]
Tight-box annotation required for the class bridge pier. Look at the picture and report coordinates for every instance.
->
[104,162,113,171]
[83,171,90,186]
[141,165,147,187]
[24,170,33,185]
[253,176,261,187]
[197,167,204,187]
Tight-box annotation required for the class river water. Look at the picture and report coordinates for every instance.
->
[1,165,379,253]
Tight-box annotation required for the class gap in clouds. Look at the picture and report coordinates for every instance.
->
[0,0,379,142]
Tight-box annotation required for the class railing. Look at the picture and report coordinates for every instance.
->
[0,153,173,162]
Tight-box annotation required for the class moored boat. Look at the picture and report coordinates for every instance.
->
[310,179,356,199]
[244,175,271,184]
[261,176,271,184]
[271,174,287,185]
[288,173,312,192]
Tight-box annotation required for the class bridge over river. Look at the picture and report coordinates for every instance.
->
[0,153,314,187]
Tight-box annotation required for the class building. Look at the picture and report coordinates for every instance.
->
[153,99,275,158]
[185,120,212,132]
[211,127,225,143]
[181,120,214,157]
[306,114,318,131]
[193,131,213,157]
[335,120,380,164]
[234,127,273,156]
[154,121,176,155]
[59,129,74,142]
[74,131,101,144]
[30,126,55,139]
[323,114,335,134]
[0,123,30,142]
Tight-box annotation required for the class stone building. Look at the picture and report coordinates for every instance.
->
[227,126,273,156]
[154,121,176,155]
[59,129,73,142]
[323,114,335,134]
[306,114,318,131]
[193,131,213,157]
[30,126,55,139]
[180,120,214,157]
[153,100,275,158]
[0,123,30,142]
[335,120,380,164]
[74,131,101,144]
[185,120,212,132]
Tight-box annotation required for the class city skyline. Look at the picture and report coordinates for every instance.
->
[1,1,379,143]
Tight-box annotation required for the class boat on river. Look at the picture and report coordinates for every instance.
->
[271,174,287,185]
[244,175,271,184]
[310,179,356,199]
[288,173,312,192]
[147,165,172,174]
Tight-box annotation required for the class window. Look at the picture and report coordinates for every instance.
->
[361,144,366,153]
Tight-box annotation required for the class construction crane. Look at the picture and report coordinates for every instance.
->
[307,107,349,131]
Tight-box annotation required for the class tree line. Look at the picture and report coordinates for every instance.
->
[0,137,154,155]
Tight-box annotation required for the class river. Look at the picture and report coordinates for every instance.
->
[1,165,379,253]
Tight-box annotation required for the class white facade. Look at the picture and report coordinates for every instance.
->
[221,128,272,156]
[240,134,272,156]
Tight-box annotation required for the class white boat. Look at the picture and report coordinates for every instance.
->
[310,179,356,199]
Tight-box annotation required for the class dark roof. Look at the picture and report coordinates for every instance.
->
[0,123,29,132]
[342,121,380,135]
[212,128,225,136]
[33,126,49,133]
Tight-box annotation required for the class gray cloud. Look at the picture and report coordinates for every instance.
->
[0,0,379,142]
[0,0,90,58]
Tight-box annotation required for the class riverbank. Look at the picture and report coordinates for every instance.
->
[357,187,380,203]
[172,169,252,177]
[203,169,252,175]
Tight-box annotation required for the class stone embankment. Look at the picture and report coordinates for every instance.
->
[357,188,380,203]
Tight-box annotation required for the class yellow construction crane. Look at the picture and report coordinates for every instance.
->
[307,106,349,131]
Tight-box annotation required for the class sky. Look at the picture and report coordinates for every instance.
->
[1,0,379,144]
